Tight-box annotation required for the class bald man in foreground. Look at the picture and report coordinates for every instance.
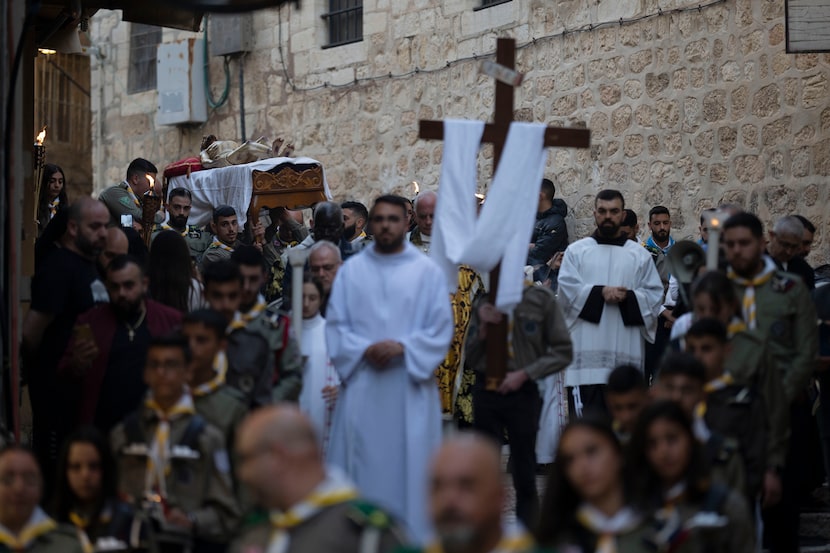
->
[231,405,406,553]
[398,434,539,553]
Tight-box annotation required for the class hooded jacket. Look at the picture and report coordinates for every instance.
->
[527,198,569,266]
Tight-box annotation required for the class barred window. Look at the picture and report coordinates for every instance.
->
[127,23,162,94]
[323,0,362,48]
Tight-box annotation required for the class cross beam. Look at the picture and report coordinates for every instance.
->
[419,38,590,390]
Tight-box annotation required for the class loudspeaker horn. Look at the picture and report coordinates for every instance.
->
[666,240,705,285]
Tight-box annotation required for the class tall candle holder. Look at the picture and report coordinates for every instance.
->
[142,174,161,247]
[33,127,46,221]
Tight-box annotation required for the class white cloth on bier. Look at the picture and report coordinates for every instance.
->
[168,156,332,228]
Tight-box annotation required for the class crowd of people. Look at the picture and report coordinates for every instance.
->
[3,157,828,553]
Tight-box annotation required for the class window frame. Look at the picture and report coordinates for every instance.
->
[321,0,363,49]
[127,23,162,94]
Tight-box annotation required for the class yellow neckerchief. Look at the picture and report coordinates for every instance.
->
[268,470,359,553]
[192,351,227,397]
[0,507,58,551]
[692,401,712,444]
[144,393,196,499]
[575,504,641,553]
[351,231,367,243]
[68,512,94,553]
[424,523,533,553]
[122,181,141,208]
[728,256,776,330]
[228,295,267,332]
[160,223,188,237]
[48,197,60,219]
[209,239,235,253]
[703,373,735,394]
[726,316,747,338]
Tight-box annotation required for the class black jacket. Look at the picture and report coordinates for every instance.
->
[527,199,569,266]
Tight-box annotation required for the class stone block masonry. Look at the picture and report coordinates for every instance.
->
[90,0,830,265]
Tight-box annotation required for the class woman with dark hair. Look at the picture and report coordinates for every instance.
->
[536,417,650,552]
[148,230,203,313]
[36,163,68,235]
[627,401,754,553]
[52,426,135,551]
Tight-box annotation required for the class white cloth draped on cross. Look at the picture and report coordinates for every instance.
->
[430,120,548,313]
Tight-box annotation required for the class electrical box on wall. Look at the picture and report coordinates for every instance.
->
[208,14,254,57]
[156,38,208,126]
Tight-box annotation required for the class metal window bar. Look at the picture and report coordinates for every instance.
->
[323,0,362,48]
[127,24,162,94]
[34,53,91,146]
[475,0,512,10]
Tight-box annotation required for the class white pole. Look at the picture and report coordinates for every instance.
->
[286,247,311,345]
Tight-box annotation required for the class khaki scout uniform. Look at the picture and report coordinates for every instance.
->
[98,181,142,225]
[200,241,240,273]
[0,519,84,553]
[725,330,790,474]
[644,486,755,553]
[230,499,405,553]
[151,225,212,263]
[110,405,241,544]
[731,271,818,403]
[248,305,303,403]
[465,285,573,380]
[193,385,248,448]
[704,432,746,499]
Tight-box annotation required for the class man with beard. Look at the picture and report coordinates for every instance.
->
[98,158,157,227]
[341,200,370,251]
[22,197,111,493]
[557,189,663,418]
[202,205,242,272]
[231,405,405,553]
[398,434,538,553]
[58,255,182,434]
[326,195,453,543]
[152,187,212,263]
[722,212,817,553]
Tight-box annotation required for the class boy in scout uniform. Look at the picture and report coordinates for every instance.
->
[654,352,746,496]
[231,405,406,553]
[202,260,274,408]
[722,212,818,551]
[110,334,240,551]
[231,246,303,402]
[0,446,84,553]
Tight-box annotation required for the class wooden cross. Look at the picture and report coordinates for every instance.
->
[419,38,591,390]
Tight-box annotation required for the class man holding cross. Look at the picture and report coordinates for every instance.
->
[557,189,664,418]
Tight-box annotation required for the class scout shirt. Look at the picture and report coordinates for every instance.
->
[152,224,212,263]
[0,508,84,553]
[110,398,240,543]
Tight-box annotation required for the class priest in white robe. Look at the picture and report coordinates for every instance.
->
[326,195,454,544]
[557,189,664,418]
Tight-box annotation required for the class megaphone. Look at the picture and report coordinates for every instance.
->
[667,241,705,285]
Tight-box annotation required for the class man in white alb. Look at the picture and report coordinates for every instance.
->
[326,194,454,544]
[557,189,663,418]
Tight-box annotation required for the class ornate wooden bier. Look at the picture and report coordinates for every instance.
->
[248,161,327,228]
[419,38,591,390]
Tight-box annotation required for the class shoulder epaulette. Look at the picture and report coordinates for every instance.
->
[347,499,394,530]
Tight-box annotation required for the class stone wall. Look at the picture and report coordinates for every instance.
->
[90,0,830,265]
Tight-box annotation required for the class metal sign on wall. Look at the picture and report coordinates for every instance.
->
[786,0,830,52]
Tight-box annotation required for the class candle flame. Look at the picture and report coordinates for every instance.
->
[147,174,155,190]
[35,127,46,145]
[412,181,420,195]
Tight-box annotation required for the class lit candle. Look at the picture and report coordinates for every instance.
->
[146,174,155,192]
[705,210,725,271]
[412,181,420,195]
[35,127,46,146]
